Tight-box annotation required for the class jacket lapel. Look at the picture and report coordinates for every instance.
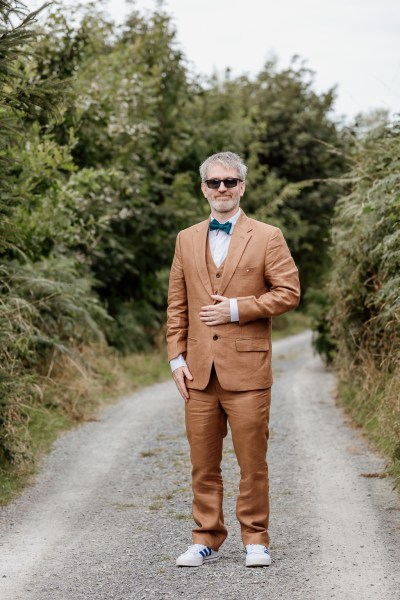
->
[219,212,253,296]
[193,218,213,296]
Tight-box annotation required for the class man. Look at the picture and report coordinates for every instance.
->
[167,151,300,568]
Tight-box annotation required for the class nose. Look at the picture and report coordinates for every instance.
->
[217,180,227,191]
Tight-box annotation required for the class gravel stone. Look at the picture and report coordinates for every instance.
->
[0,331,399,599]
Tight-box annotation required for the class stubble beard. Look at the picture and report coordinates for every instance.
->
[208,196,240,215]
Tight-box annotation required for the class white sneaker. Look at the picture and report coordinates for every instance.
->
[245,544,271,567]
[176,544,220,567]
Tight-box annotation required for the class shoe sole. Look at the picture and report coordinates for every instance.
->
[246,559,271,567]
[176,555,220,567]
[204,555,220,562]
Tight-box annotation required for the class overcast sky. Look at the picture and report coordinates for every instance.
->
[30,0,400,121]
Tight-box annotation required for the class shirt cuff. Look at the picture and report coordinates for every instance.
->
[170,354,188,372]
[229,298,239,322]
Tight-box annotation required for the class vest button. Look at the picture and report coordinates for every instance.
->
[213,335,218,341]
[216,273,221,278]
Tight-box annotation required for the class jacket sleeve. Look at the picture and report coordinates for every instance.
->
[166,232,189,361]
[237,227,300,325]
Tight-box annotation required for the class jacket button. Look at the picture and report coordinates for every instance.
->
[216,273,221,278]
[213,335,218,340]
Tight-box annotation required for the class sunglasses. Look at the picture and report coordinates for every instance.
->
[205,178,243,189]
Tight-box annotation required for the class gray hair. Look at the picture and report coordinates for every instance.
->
[199,151,248,181]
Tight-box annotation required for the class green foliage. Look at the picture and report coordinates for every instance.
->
[182,59,347,295]
[0,255,108,461]
[313,121,400,476]
[244,58,347,293]
[307,286,337,364]
[328,122,399,364]
[0,1,108,463]
[0,0,349,466]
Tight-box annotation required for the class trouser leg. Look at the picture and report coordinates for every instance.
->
[216,380,271,547]
[185,371,228,550]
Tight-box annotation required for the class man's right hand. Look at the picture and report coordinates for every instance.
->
[172,366,193,402]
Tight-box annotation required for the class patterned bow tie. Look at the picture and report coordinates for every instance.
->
[209,219,232,234]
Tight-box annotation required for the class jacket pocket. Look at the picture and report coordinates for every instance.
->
[235,338,269,352]
[235,266,257,275]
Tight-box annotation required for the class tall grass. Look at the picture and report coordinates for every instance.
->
[313,121,400,487]
[0,339,171,505]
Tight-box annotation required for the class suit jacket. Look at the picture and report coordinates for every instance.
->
[167,211,300,391]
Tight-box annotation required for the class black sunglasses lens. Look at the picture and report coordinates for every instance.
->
[224,178,238,188]
[207,179,221,189]
[206,178,240,189]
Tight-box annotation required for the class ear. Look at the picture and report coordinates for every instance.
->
[201,182,208,197]
[240,180,246,197]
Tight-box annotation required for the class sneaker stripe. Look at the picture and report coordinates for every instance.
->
[200,549,206,557]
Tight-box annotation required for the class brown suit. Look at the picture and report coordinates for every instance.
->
[167,210,300,549]
[167,211,300,387]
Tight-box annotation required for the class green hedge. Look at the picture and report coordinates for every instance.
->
[313,121,400,483]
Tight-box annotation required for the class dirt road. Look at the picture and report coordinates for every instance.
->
[0,331,399,599]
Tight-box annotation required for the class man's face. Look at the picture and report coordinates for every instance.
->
[201,164,246,217]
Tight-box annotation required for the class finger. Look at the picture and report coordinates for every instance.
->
[173,369,191,400]
[180,385,189,401]
[183,367,193,380]
[174,376,189,400]
[210,294,227,302]
[201,304,214,311]
[199,305,221,317]
[202,315,223,325]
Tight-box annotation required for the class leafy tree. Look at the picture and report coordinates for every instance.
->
[29,3,196,350]
[0,0,106,462]
[243,58,347,294]
[181,59,347,297]
[0,0,354,465]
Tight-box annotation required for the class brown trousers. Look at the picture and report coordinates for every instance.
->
[185,367,271,550]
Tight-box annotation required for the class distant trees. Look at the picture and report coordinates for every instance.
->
[0,0,349,463]
[26,3,347,350]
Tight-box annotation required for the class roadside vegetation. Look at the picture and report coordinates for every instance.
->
[0,0,398,500]
[312,122,400,488]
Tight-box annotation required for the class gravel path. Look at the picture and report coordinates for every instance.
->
[0,331,399,600]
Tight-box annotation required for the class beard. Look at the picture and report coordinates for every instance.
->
[208,195,240,214]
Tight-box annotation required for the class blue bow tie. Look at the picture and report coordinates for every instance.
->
[209,219,232,234]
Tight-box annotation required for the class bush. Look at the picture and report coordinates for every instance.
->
[313,121,400,481]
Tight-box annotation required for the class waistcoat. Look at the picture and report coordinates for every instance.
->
[206,237,226,295]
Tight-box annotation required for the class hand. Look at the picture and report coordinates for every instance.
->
[199,294,231,326]
[172,365,193,402]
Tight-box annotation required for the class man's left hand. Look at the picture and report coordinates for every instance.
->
[199,294,230,326]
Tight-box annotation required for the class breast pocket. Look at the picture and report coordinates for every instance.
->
[235,266,258,276]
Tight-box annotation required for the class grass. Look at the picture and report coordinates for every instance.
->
[337,366,400,490]
[148,501,164,511]
[0,344,171,506]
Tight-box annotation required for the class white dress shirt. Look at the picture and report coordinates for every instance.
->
[170,209,241,372]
